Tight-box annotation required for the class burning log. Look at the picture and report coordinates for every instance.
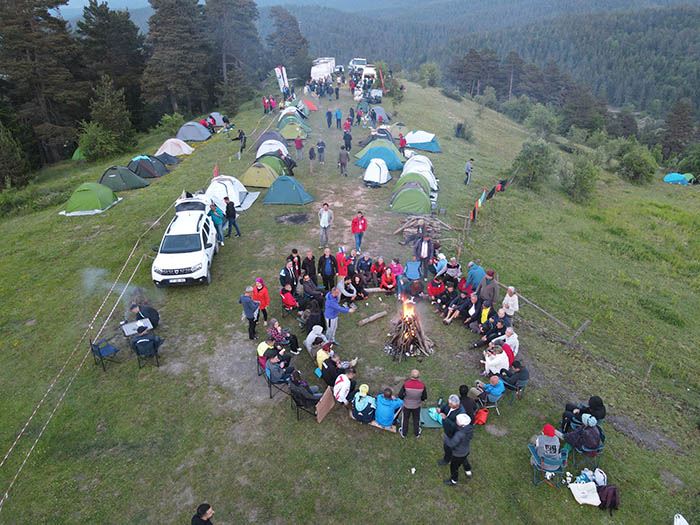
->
[384,300,434,361]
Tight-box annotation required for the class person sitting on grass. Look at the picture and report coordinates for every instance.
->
[529,423,561,465]
[266,354,294,383]
[443,290,470,324]
[351,274,368,301]
[333,367,357,406]
[435,282,457,315]
[370,256,386,286]
[375,387,404,427]
[471,318,506,348]
[560,414,601,451]
[267,318,301,355]
[459,293,480,327]
[380,267,397,295]
[471,375,505,404]
[439,257,462,288]
[467,299,492,334]
[389,257,404,277]
[431,253,447,277]
[339,276,357,307]
[290,370,323,404]
[480,344,510,376]
[352,384,376,423]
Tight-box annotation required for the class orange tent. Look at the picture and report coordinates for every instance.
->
[303,99,318,111]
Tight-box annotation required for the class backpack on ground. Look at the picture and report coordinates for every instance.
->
[473,408,489,425]
[597,485,620,515]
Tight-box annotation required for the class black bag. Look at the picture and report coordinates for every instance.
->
[597,485,620,515]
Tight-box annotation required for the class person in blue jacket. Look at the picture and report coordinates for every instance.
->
[324,287,353,342]
[375,387,404,427]
[335,108,342,129]
[466,261,486,292]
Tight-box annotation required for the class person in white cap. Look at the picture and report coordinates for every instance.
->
[442,413,474,486]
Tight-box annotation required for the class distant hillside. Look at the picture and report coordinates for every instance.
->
[461,5,700,113]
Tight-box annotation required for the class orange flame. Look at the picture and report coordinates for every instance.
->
[402,301,415,319]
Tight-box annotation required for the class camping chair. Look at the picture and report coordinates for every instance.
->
[477,391,503,416]
[90,338,120,372]
[131,336,162,369]
[256,355,267,376]
[528,444,569,488]
[264,364,290,399]
[289,385,317,421]
[572,427,606,469]
[505,379,529,405]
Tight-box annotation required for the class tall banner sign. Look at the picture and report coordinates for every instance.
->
[274,66,289,93]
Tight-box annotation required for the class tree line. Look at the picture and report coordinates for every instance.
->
[0,0,309,188]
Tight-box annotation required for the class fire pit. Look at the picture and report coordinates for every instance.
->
[384,299,434,361]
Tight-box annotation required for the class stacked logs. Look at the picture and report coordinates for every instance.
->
[384,302,434,361]
[394,216,453,245]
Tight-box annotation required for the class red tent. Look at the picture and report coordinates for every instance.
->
[303,99,318,111]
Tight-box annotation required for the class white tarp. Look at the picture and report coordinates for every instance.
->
[155,138,194,156]
[256,140,289,159]
[405,130,435,144]
[363,158,391,185]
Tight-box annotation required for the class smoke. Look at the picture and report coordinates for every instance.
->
[81,267,162,320]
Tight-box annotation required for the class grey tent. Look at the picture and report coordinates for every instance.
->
[146,155,170,176]
[155,153,180,165]
[210,112,226,126]
[128,158,160,179]
[254,130,287,150]
[373,106,391,122]
[98,166,149,191]
[176,121,211,142]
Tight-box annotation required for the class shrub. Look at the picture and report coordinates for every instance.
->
[455,120,474,142]
[418,62,441,87]
[475,86,498,110]
[618,144,658,185]
[156,112,185,136]
[78,121,120,162]
[678,143,700,175]
[440,88,462,102]
[524,103,558,138]
[510,140,557,190]
[500,95,532,123]
[560,155,599,203]
[0,122,29,188]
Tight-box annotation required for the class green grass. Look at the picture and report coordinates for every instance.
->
[0,83,698,524]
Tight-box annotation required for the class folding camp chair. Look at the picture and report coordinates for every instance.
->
[505,379,529,405]
[256,355,267,376]
[264,365,290,399]
[289,385,317,421]
[478,392,503,416]
[528,444,569,488]
[90,338,120,372]
[572,427,606,469]
[131,336,162,369]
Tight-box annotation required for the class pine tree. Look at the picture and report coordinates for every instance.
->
[89,75,135,150]
[266,7,310,79]
[76,0,146,126]
[206,0,262,84]
[0,122,29,188]
[560,85,606,132]
[142,0,210,114]
[662,99,695,159]
[503,51,525,100]
[0,0,88,163]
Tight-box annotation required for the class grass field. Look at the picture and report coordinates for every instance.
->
[0,82,698,524]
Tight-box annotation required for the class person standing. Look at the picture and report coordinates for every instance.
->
[398,369,428,438]
[208,202,225,246]
[351,211,368,252]
[316,139,326,164]
[338,145,350,177]
[335,108,342,129]
[318,247,338,291]
[464,158,474,185]
[349,106,355,125]
[294,135,304,160]
[302,250,317,285]
[308,145,316,174]
[233,129,246,160]
[252,278,270,325]
[326,109,333,128]
[192,503,215,525]
[262,97,269,114]
[318,202,334,248]
[398,133,407,156]
[223,197,241,238]
[413,234,434,277]
[239,286,260,340]
[324,287,353,342]
[442,414,474,485]
[356,108,363,126]
[343,129,352,152]
[334,85,340,100]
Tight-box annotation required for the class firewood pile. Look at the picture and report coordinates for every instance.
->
[384,300,434,361]
[394,216,453,245]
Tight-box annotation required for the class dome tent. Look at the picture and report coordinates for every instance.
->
[210,112,226,126]
[156,138,194,156]
[389,183,431,214]
[396,172,431,195]
[176,121,211,142]
[256,140,289,159]
[131,155,169,176]
[128,158,160,179]
[404,154,433,172]
[363,158,391,187]
[99,166,149,191]
[71,147,85,161]
[60,182,122,216]
[401,165,438,192]
[258,154,290,176]
[355,147,404,171]
[204,175,260,211]
[155,152,180,165]
[254,130,286,150]
[355,138,401,159]
[240,162,278,188]
[263,176,314,205]
[663,172,696,185]
[279,123,308,140]
[405,130,442,152]
[372,106,391,122]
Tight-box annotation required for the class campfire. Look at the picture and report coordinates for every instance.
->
[384,299,434,361]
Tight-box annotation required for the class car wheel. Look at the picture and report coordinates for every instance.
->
[154,281,164,288]
[205,269,212,285]
[214,242,220,255]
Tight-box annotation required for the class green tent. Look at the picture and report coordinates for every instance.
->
[60,182,121,216]
[258,155,289,176]
[263,175,314,205]
[395,172,431,195]
[240,162,278,188]
[278,115,311,132]
[279,123,309,140]
[355,138,401,159]
[99,166,149,191]
[389,183,431,214]
[71,147,85,161]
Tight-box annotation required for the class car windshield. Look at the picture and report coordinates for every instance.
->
[160,234,202,254]
[176,201,206,213]
[355,59,367,65]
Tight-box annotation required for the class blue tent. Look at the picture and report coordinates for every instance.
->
[663,172,695,185]
[355,147,404,171]
[263,175,314,205]
[407,138,442,152]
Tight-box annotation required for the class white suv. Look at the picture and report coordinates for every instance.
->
[151,204,218,287]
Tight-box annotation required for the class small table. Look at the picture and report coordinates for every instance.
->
[120,318,153,337]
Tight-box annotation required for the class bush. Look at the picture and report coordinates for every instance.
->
[678,143,700,174]
[455,120,474,142]
[0,122,29,188]
[500,95,532,123]
[510,140,557,190]
[156,112,185,136]
[475,86,498,110]
[78,121,120,162]
[618,144,658,185]
[418,62,441,87]
[440,88,462,102]
[524,103,558,138]
[560,155,599,203]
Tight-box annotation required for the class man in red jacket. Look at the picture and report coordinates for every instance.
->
[398,369,428,438]
[351,210,368,252]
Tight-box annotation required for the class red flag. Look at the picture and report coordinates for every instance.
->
[213,164,220,178]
